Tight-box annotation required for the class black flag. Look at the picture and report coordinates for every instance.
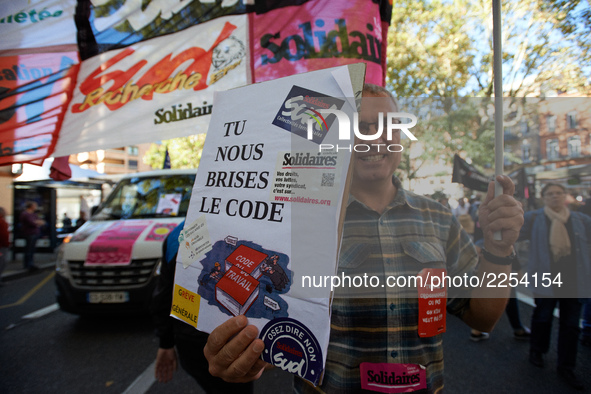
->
[451,154,489,192]
[163,149,171,169]
[509,168,527,199]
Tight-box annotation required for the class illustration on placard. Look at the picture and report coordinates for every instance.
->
[197,237,291,319]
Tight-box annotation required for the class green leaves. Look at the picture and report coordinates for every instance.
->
[143,134,206,169]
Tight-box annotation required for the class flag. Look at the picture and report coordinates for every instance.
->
[451,154,490,192]
[49,156,72,181]
[163,149,171,169]
[0,52,80,165]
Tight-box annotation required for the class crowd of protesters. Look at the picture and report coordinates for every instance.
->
[437,185,591,391]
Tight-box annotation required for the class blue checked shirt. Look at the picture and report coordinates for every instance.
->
[295,177,478,393]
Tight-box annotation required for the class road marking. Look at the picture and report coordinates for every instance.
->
[122,361,156,394]
[23,303,59,319]
[0,271,56,310]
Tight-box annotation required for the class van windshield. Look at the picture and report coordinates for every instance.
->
[93,174,196,220]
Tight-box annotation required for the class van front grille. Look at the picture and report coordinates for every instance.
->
[67,259,158,288]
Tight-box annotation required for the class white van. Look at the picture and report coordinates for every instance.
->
[55,169,196,315]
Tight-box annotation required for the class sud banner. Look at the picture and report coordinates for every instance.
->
[0,52,79,165]
[52,15,248,157]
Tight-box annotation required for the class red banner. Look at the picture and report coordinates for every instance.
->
[250,0,386,85]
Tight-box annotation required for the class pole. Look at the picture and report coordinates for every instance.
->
[492,0,503,240]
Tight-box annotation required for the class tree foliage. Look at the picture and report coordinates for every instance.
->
[143,134,206,169]
[387,0,475,97]
[387,0,591,98]
[386,0,590,181]
[470,0,590,97]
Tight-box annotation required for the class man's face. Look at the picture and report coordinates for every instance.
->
[352,93,401,185]
[543,186,566,211]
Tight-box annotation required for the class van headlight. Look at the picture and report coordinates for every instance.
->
[55,248,71,279]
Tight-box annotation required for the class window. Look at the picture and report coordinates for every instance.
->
[127,146,139,156]
[567,111,577,129]
[91,173,196,220]
[128,159,138,169]
[546,139,559,160]
[568,136,581,158]
[547,115,556,133]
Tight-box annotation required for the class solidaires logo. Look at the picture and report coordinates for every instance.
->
[272,86,345,144]
[260,317,323,385]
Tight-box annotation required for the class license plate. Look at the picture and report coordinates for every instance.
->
[87,292,129,304]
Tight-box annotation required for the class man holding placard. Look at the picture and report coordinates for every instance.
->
[203,84,524,393]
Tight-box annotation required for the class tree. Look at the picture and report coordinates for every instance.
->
[386,0,475,98]
[143,134,206,169]
[386,0,591,183]
[537,0,590,63]
[470,0,590,97]
[395,97,497,185]
[387,0,590,98]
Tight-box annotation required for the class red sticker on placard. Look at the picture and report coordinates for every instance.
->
[360,362,427,393]
[417,268,447,338]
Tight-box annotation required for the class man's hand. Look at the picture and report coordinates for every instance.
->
[204,315,268,383]
[155,348,178,383]
[478,175,524,256]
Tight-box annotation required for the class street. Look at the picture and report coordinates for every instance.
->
[1,267,589,393]
[0,268,293,394]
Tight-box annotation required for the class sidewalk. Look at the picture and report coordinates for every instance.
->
[1,251,57,282]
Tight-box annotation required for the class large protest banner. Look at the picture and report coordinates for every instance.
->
[0,0,392,165]
[52,16,248,157]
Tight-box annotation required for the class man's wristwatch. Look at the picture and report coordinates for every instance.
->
[480,247,518,266]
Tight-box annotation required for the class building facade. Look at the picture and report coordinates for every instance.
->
[70,144,153,174]
[538,95,591,169]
